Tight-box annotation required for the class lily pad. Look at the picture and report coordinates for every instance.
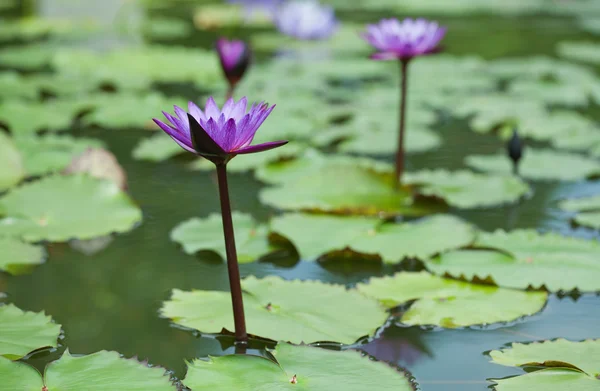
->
[0,175,142,242]
[0,99,85,134]
[132,132,185,162]
[427,229,600,292]
[271,214,476,263]
[404,169,531,208]
[356,272,547,328]
[14,134,104,177]
[489,339,600,391]
[170,212,276,263]
[0,18,86,42]
[557,41,600,65]
[0,237,46,275]
[193,3,273,30]
[0,43,57,70]
[465,148,600,181]
[0,350,177,390]
[0,132,24,191]
[183,343,414,391]
[142,17,192,39]
[161,275,388,344]
[559,195,600,229]
[0,303,61,360]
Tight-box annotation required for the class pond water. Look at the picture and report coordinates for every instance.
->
[1,1,600,390]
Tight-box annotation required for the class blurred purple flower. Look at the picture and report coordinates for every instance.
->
[362,18,446,61]
[228,0,282,19]
[274,0,337,40]
[153,97,287,163]
[216,38,251,89]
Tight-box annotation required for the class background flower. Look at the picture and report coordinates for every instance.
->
[274,0,337,40]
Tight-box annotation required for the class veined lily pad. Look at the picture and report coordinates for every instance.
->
[465,148,600,181]
[557,41,600,65]
[170,213,276,263]
[0,132,24,191]
[161,276,388,344]
[183,343,414,391]
[271,214,475,263]
[356,272,547,328]
[427,229,600,292]
[489,339,600,391]
[14,135,104,177]
[404,170,531,208]
[0,350,177,390]
[0,237,46,275]
[559,195,600,229]
[0,175,142,242]
[0,303,61,360]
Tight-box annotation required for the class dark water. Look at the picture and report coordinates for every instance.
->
[1,1,600,390]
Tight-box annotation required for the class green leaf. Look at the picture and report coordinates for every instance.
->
[404,169,531,208]
[0,237,46,275]
[489,339,600,391]
[356,272,547,328]
[193,3,273,30]
[465,148,600,181]
[0,350,177,390]
[557,41,600,65]
[427,229,600,292]
[0,303,61,360]
[579,17,600,35]
[14,134,104,177]
[0,71,39,100]
[0,99,85,134]
[132,132,186,162]
[559,195,600,229]
[183,343,414,390]
[142,17,192,39]
[0,132,25,191]
[0,43,56,70]
[0,175,142,242]
[507,79,589,106]
[170,212,276,263]
[271,213,475,263]
[161,276,388,344]
[0,18,86,42]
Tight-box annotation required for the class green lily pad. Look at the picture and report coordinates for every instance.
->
[557,41,600,65]
[559,195,600,229]
[489,339,600,391]
[170,212,276,263]
[404,169,531,208]
[271,213,475,263]
[14,134,104,177]
[579,17,600,35]
[356,272,547,328]
[339,126,441,155]
[0,237,46,275]
[427,229,600,292]
[142,17,192,39]
[0,132,24,191]
[0,350,176,390]
[161,275,388,344]
[183,343,414,391]
[0,175,142,242]
[0,303,61,360]
[0,99,85,134]
[0,18,87,42]
[507,80,589,107]
[0,43,57,70]
[0,71,39,100]
[193,3,273,30]
[465,148,600,181]
[132,132,185,162]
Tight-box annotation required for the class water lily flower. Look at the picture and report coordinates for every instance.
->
[274,0,337,40]
[216,38,251,97]
[153,97,286,164]
[362,17,446,188]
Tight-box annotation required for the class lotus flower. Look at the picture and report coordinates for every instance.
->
[274,0,337,40]
[362,18,446,61]
[216,38,251,90]
[153,97,287,164]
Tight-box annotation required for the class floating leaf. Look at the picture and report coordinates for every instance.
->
[557,41,600,65]
[271,214,475,263]
[63,148,128,190]
[404,169,531,208]
[489,339,600,391]
[579,17,600,35]
[465,148,600,181]
[356,272,547,328]
[0,43,56,70]
[0,175,142,242]
[14,134,104,177]
[0,132,24,191]
[0,99,85,134]
[132,132,185,162]
[142,17,192,39]
[193,3,273,30]
[0,237,46,275]
[427,229,600,292]
[161,276,388,344]
[0,350,176,390]
[183,343,414,391]
[170,212,276,263]
[0,304,61,360]
[0,71,39,100]
[559,195,600,229]
[507,79,589,106]
[0,18,85,42]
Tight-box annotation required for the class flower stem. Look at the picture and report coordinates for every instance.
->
[395,59,410,189]
[215,163,248,343]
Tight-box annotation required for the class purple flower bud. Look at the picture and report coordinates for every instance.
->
[274,0,337,40]
[216,38,251,88]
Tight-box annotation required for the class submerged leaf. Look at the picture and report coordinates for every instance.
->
[63,148,128,190]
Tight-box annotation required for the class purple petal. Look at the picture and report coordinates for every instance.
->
[204,97,221,120]
[153,118,195,153]
[187,114,226,156]
[235,140,288,154]
[220,118,238,152]
[188,101,206,123]
[370,51,401,60]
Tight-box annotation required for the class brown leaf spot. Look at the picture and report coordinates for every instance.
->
[42,386,48,391]
[290,374,298,384]
[367,229,376,236]
[265,302,273,311]
[38,216,48,226]
[524,257,534,264]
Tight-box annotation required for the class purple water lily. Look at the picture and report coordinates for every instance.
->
[274,0,337,40]
[153,97,286,164]
[216,38,251,98]
[362,18,446,61]
[362,17,446,188]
